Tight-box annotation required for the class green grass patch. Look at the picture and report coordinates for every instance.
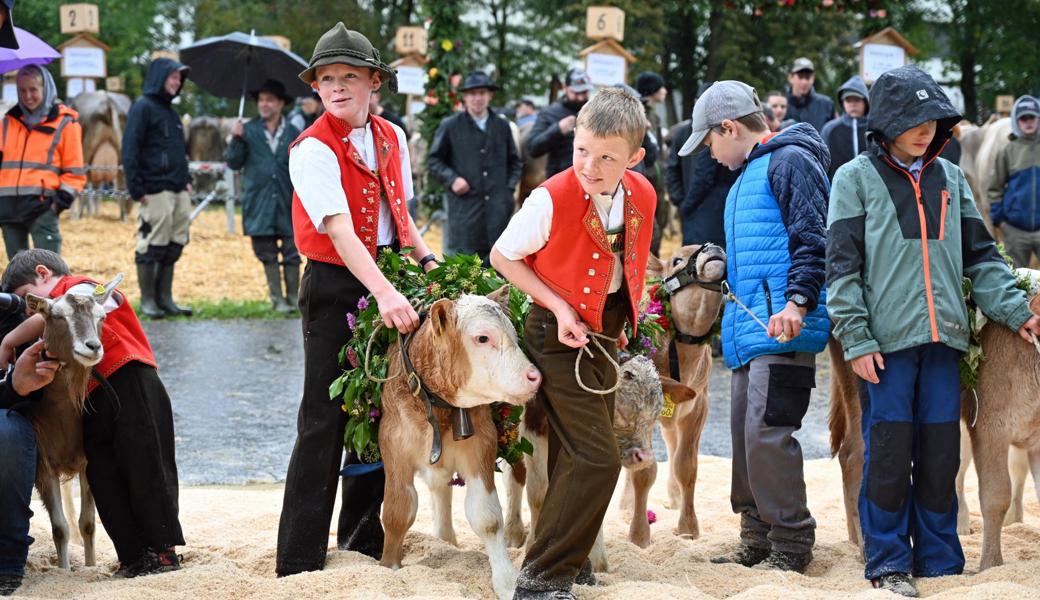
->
[132,299,297,321]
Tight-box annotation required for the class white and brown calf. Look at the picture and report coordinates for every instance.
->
[378,287,541,600]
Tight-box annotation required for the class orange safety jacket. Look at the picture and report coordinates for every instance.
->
[0,103,86,223]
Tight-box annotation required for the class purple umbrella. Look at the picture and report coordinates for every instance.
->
[0,27,60,73]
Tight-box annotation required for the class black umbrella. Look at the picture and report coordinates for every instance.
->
[179,30,311,118]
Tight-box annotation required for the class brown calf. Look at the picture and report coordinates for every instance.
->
[378,287,541,600]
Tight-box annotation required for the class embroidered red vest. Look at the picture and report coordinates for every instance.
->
[50,276,158,394]
[525,169,656,333]
[290,112,412,264]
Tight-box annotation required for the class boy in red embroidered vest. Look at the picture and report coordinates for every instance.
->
[491,88,654,599]
[0,248,184,577]
[276,23,440,576]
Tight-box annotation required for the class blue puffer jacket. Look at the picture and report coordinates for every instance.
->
[722,123,832,369]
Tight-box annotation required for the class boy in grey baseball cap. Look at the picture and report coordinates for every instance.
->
[688,80,832,574]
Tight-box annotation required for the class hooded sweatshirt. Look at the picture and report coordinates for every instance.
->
[121,58,191,200]
[827,66,1031,361]
[987,95,1040,231]
[820,76,869,180]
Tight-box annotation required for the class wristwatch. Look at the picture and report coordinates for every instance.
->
[418,254,439,269]
[788,292,810,308]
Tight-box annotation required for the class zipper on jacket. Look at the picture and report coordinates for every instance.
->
[1032,166,1037,231]
[939,189,949,240]
[882,154,941,343]
[762,279,774,317]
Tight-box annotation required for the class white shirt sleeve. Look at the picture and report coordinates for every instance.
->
[67,283,121,313]
[493,187,553,260]
[390,123,414,203]
[288,137,349,235]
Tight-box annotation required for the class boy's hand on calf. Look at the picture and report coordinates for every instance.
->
[768,302,807,343]
[1018,314,1040,343]
[374,287,419,333]
[852,352,885,384]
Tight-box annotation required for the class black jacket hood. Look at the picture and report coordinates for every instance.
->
[748,122,831,173]
[866,65,960,159]
[836,75,870,114]
[143,57,190,103]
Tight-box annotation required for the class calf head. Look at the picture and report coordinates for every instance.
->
[613,355,696,470]
[416,285,541,408]
[25,274,123,368]
[648,244,726,337]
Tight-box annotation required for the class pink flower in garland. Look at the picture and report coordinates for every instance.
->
[357,297,369,311]
[646,298,664,316]
[646,509,657,525]
[346,347,359,368]
[347,312,357,331]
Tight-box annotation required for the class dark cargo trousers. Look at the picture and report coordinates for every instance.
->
[858,343,963,580]
[729,351,817,554]
[517,294,626,593]
[276,260,385,575]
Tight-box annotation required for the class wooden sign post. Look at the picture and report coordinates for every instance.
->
[394,26,430,133]
[395,26,428,56]
[995,95,1015,116]
[854,26,918,85]
[58,32,109,99]
[580,7,633,87]
[60,3,100,34]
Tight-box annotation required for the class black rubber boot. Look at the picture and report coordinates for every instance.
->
[752,549,813,574]
[156,263,193,317]
[872,573,919,597]
[264,262,292,313]
[136,262,165,319]
[0,574,22,596]
[283,263,300,313]
[710,544,771,567]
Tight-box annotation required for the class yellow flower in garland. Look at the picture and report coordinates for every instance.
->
[428,67,439,79]
[441,39,454,52]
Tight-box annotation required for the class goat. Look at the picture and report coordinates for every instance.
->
[21,274,122,568]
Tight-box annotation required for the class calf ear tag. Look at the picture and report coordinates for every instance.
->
[659,393,676,418]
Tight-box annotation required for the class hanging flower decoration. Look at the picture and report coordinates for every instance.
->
[441,39,454,52]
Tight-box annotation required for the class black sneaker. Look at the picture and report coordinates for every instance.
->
[114,548,182,578]
[0,575,21,596]
[513,590,575,600]
[710,544,771,567]
[872,573,918,597]
[751,549,813,573]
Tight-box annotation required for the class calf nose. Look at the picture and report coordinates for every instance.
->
[85,340,102,352]
[525,367,542,390]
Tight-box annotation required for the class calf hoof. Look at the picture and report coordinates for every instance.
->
[673,519,700,540]
[1003,505,1024,526]
[629,527,651,548]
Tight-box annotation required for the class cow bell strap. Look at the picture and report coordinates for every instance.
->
[399,322,473,465]
[673,328,713,346]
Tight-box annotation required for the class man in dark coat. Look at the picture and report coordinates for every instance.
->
[427,71,521,264]
[820,75,869,179]
[785,57,835,132]
[122,57,193,319]
[225,79,301,313]
[666,120,737,247]
[526,68,593,178]
[0,0,16,49]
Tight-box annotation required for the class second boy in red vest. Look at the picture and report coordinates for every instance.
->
[491,87,655,599]
[276,23,440,576]
[0,248,184,577]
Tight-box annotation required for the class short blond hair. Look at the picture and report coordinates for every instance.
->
[575,87,646,153]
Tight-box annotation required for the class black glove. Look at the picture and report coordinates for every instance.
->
[52,189,75,214]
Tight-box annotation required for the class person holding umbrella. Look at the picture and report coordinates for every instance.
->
[121,57,193,319]
[1,1,17,49]
[276,22,439,576]
[0,64,85,259]
[224,79,301,313]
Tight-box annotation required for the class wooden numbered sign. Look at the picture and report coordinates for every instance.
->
[586,6,624,42]
[60,3,100,34]
[395,26,428,56]
[996,95,1015,114]
[105,76,124,92]
[263,35,291,52]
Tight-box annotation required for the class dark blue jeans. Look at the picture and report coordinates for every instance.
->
[0,409,36,577]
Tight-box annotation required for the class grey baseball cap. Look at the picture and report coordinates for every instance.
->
[790,57,814,74]
[565,68,594,93]
[678,80,763,156]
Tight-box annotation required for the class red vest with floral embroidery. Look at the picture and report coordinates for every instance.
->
[290,112,412,264]
[524,169,656,333]
[49,276,157,394]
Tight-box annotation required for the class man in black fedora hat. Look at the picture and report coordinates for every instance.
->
[225,78,301,313]
[427,70,521,264]
[276,21,439,577]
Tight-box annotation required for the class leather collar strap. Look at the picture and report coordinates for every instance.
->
[673,329,714,345]
[399,315,473,465]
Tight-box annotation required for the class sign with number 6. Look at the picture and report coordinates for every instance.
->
[585,6,624,42]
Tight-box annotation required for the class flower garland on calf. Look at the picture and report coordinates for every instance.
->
[329,249,532,466]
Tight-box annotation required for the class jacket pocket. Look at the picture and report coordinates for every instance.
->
[939,189,949,240]
[762,279,774,318]
[764,363,814,428]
